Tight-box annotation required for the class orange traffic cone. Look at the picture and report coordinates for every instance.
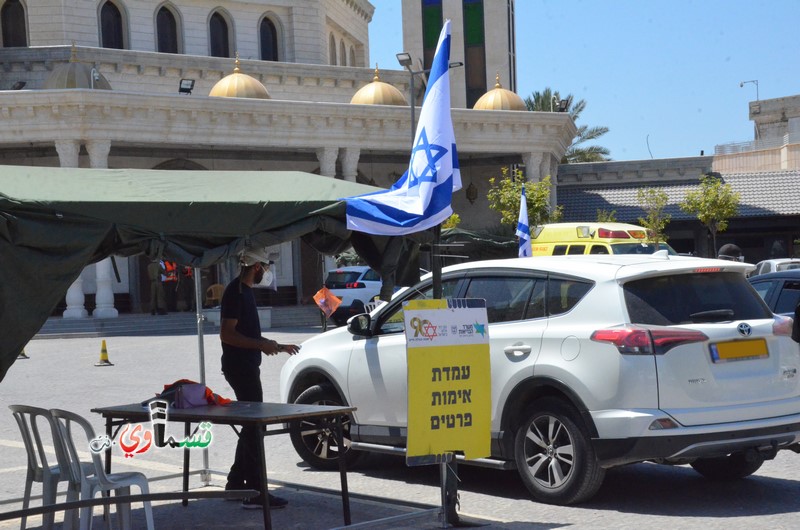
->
[18,347,29,359]
[95,340,114,367]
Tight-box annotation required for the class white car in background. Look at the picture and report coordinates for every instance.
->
[324,265,382,325]
[283,253,800,505]
[750,258,800,277]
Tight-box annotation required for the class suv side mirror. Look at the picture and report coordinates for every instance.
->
[347,314,373,337]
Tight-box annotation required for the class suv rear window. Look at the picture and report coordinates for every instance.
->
[624,272,772,325]
[325,270,362,288]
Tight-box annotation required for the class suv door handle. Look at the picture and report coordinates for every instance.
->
[504,343,532,355]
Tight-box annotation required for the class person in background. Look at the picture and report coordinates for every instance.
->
[718,243,744,262]
[147,260,167,315]
[162,260,179,311]
[220,246,300,510]
[177,266,195,312]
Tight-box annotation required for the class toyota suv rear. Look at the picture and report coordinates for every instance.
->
[281,253,800,505]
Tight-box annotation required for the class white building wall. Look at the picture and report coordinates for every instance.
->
[290,2,325,64]
[20,1,372,65]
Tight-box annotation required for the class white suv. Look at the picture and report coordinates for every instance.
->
[324,266,382,325]
[281,254,800,505]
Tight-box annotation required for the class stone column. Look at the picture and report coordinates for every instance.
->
[86,139,117,318]
[522,152,543,182]
[316,146,339,177]
[547,154,559,209]
[93,258,118,318]
[54,139,80,168]
[63,271,88,319]
[56,139,88,318]
[340,147,360,182]
[86,139,111,168]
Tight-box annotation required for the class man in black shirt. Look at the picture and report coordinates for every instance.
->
[220,246,299,509]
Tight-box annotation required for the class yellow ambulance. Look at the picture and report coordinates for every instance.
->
[529,222,677,256]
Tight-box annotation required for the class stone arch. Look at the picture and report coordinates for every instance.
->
[154,2,183,54]
[98,0,128,49]
[0,0,27,47]
[208,8,234,58]
[258,12,283,61]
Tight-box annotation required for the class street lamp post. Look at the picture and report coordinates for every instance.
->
[740,79,759,101]
[395,52,421,147]
[395,52,465,522]
[396,52,463,148]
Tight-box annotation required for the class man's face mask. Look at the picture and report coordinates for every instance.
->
[254,262,274,287]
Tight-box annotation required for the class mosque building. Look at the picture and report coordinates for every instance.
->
[0,0,574,315]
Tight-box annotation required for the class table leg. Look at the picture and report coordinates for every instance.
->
[104,417,113,475]
[182,422,191,507]
[336,415,351,525]
[258,427,272,530]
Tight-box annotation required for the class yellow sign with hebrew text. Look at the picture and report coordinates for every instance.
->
[404,298,490,465]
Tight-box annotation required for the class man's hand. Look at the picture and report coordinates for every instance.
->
[259,338,300,356]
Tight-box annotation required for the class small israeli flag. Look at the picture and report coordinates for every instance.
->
[344,20,461,235]
[516,184,532,257]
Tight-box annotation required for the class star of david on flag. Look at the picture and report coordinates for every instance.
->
[343,20,461,236]
[516,184,532,257]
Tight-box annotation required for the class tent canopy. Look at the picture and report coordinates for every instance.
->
[0,165,428,381]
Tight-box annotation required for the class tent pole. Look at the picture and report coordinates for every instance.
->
[194,267,211,484]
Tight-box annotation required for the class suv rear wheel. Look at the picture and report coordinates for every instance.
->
[514,397,605,505]
[289,384,361,470]
[690,452,764,480]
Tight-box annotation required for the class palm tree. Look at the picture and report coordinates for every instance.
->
[524,88,611,163]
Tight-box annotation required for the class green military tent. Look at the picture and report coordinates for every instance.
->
[0,165,427,381]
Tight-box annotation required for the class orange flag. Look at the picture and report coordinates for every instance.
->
[314,286,342,318]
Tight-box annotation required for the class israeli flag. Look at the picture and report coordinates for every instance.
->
[516,184,532,257]
[345,20,461,235]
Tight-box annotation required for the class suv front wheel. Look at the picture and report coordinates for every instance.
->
[289,384,361,470]
[514,397,605,505]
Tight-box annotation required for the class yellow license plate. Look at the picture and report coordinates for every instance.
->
[709,338,768,363]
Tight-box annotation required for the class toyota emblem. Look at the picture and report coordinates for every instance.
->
[737,323,752,337]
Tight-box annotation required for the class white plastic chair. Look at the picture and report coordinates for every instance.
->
[50,408,155,530]
[9,404,67,530]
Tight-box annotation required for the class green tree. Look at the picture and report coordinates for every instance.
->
[442,212,461,229]
[524,88,611,163]
[680,175,740,257]
[596,209,617,222]
[487,167,562,228]
[637,187,671,248]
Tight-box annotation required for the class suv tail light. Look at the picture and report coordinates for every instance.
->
[773,314,793,336]
[345,282,366,289]
[591,326,708,355]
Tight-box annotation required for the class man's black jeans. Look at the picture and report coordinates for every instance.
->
[223,368,263,489]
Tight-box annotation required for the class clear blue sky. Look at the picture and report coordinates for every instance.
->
[369,0,799,162]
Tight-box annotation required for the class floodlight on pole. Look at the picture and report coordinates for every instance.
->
[739,79,759,101]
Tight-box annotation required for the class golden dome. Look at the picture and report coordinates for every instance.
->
[209,54,271,99]
[350,65,407,106]
[473,73,526,111]
[43,44,112,90]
